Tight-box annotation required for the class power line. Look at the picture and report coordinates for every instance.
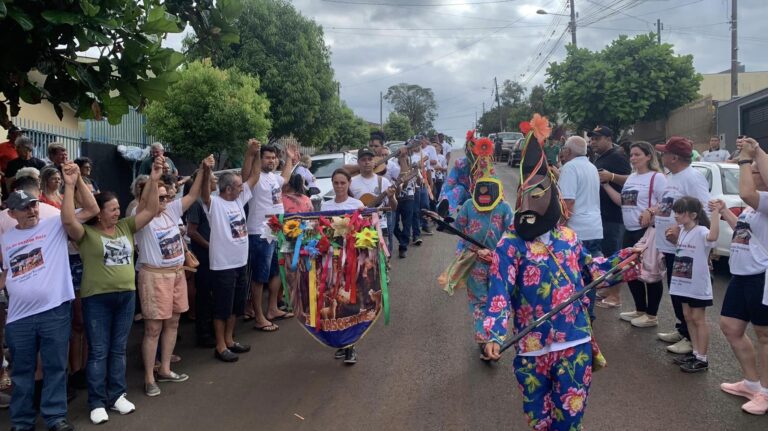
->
[327,23,549,31]
[320,0,516,6]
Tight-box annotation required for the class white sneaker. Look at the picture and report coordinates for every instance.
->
[666,338,693,354]
[110,393,136,415]
[620,311,643,322]
[90,407,109,424]
[631,314,658,328]
[657,330,683,343]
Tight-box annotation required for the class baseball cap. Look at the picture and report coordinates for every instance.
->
[587,125,613,138]
[358,147,375,159]
[655,137,693,158]
[6,190,39,210]
[6,125,21,138]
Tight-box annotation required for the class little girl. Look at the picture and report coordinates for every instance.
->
[667,196,719,372]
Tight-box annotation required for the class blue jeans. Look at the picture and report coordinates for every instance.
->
[418,186,430,229]
[411,188,423,238]
[6,301,72,429]
[385,211,395,252]
[395,198,415,251]
[582,239,604,321]
[82,291,135,410]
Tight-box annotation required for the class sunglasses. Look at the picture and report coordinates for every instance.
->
[159,195,171,202]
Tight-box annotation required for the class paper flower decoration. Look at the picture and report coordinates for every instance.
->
[355,227,379,249]
[283,220,302,238]
[267,215,282,232]
[530,113,552,145]
[317,235,331,253]
[519,121,532,135]
[261,221,277,244]
[466,129,476,143]
[304,239,321,258]
[331,216,351,237]
[473,137,494,157]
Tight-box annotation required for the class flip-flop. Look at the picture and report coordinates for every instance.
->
[596,299,621,309]
[267,311,295,321]
[253,323,279,332]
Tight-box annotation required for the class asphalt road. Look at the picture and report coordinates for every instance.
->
[4,157,767,430]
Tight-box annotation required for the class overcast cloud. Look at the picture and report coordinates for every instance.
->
[176,0,768,139]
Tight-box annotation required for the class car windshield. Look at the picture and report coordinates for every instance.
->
[498,132,523,140]
[310,156,344,179]
[721,167,740,195]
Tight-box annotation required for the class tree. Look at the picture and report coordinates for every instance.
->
[384,83,437,133]
[321,103,369,152]
[546,34,701,134]
[383,112,413,141]
[0,0,241,126]
[499,80,526,106]
[196,0,338,145]
[144,61,270,166]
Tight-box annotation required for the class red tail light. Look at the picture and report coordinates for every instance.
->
[729,207,744,217]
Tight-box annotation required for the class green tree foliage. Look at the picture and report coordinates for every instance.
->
[384,83,437,133]
[546,34,701,133]
[322,103,369,152]
[200,0,338,145]
[383,112,413,141]
[477,81,558,135]
[144,61,270,166]
[0,0,241,126]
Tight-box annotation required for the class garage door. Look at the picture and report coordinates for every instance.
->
[742,99,768,149]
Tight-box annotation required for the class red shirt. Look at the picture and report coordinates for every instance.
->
[0,141,19,173]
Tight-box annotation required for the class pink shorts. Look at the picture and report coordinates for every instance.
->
[138,266,189,320]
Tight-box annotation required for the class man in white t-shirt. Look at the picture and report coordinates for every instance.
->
[242,142,296,332]
[439,133,452,165]
[652,137,711,355]
[350,148,398,251]
[202,141,264,362]
[701,136,730,163]
[1,162,98,431]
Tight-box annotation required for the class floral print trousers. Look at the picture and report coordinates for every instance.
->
[513,342,592,431]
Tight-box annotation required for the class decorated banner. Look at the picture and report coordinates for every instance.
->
[266,209,390,349]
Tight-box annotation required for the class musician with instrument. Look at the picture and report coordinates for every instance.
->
[410,136,437,241]
[350,148,398,252]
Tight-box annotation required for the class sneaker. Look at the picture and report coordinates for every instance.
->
[90,407,109,424]
[413,238,423,246]
[156,371,189,383]
[214,348,239,363]
[620,311,643,322]
[742,392,768,415]
[421,227,433,235]
[398,250,407,259]
[631,314,658,328]
[334,348,346,359]
[667,338,693,354]
[110,393,135,415]
[144,382,161,397]
[721,381,759,400]
[343,347,358,365]
[657,330,684,343]
[680,358,708,373]
[672,352,695,365]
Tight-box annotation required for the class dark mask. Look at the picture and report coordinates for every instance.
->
[472,177,502,212]
[515,132,561,241]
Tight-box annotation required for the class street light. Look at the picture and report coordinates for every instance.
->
[536,9,568,16]
[535,1,577,48]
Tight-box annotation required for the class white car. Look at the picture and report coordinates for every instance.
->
[309,151,358,209]
[691,161,744,257]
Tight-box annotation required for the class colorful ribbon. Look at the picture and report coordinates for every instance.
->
[308,258,317,328]
[277,214,291,307]
[379,248,390,325]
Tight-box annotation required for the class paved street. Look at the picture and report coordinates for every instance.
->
[8,157,766,431]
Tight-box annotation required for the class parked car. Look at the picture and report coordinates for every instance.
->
[494,132,523,163]
[507,138,526,167]
[385,140,406,153]
[691,161,744,257]
[309,151,358,209]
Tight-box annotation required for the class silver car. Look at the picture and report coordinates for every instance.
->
[691,161,744,257]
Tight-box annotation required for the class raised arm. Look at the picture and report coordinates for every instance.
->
[201,162,213,208]
[738,137,760,209]
[707,202,721,242]
[182,155,214,212]
[74,171,99,222]
[61,162,86,241]
[241,139,260,187]
[134,157,162,230]
[281,143,297,184]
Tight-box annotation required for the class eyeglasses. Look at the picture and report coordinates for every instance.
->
[159,195,170,202]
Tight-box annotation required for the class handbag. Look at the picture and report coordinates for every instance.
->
[635,173,665,283]
[182,241,200,272]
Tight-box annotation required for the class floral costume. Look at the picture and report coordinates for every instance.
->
[484,225,636,430]
[448,199,514,342]
[438,157,472,217]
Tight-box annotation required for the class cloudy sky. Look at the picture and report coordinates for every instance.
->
[272,0,764,139]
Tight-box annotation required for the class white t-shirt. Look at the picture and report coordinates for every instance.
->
[701,149,730,163]
[321,197,364,211]
[350,175,391,229]
[654,166,711,253]
[247,171,285,235]
[558,156,603,241]
[385,158,401,183]
[205,187,253,270]
[729,191,768,275]
[419,145,437,171]
[620,171,667,232]
[442,142,452,157]
[435,154,447,181]
[669,225,716,300]
[135,199,185,268]
[2,216,74,324]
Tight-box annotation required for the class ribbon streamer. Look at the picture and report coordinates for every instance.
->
[277,214,291,306]
[308,259,317,328]
[379,249,390,325]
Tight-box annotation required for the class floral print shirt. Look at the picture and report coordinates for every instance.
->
[483,225,635,354]
[438,157,472,217]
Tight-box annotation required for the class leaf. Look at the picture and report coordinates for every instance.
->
[219,0,244,19]
[8,7,34,31]
[19,84,43,104]
[41,10,82,25]
[91,100,102,121]
[53,102,64,121]
[573,351,589,367]
[141,7,182,34]
[79,0,100,17]
[0,2,6,19]
[137,78,169,100]
[115,81,142,107]
[102,94,129,124]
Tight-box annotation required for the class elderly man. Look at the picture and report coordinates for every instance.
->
[47,142,69,173]
[1,162,98,431]
[701,136,730,163]
[5,136,46,191]
[140,143,177,176]
[651,137,711,355]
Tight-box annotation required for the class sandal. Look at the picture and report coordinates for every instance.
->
[267,311,294,321]
[596,299,621,308]
[253,323,279,332]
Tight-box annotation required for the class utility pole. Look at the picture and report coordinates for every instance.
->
[655,19,663,45]
[569,0,577,48]
[482,102,485,116]
[731,0,738,99]
[379,91,383,128]
[494,77,502,132]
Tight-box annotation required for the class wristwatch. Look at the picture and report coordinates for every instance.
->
[738,159,754,165]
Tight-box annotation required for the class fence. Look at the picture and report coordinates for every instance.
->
[11,117,83,160]
[81,108,157,150]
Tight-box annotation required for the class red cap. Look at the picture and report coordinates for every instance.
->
[655,137,692,158]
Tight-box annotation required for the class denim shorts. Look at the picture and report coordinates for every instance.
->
[248,235,278,283]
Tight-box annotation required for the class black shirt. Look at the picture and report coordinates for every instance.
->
[5,156,46,179]
[186,199,211,256]
[593,145,631,224]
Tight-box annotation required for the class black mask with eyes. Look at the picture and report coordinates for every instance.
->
[514,137,561,241]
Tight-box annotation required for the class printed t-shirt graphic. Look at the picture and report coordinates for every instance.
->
[669,225,716,300]
[136,199,185,267]
[102,236,132,266]
[229,211,247,239]
[621,190,638,207]
[730,192,768,275]
[9,245,44,278]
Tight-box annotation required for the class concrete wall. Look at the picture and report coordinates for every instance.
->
[700,71,768,102]
[629,97,715,152]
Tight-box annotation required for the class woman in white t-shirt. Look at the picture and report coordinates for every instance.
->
[321,169,364,212]
[668,196,719,373]
[602,141,667,327]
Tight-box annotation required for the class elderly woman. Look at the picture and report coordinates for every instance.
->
[61,157,162,424]
[74,157,100,195]
[40,166,63,208]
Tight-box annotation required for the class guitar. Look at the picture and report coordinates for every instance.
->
[372,140,422,174]
[359,169,421,208]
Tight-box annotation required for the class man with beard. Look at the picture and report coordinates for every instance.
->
[481,115,637,431]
